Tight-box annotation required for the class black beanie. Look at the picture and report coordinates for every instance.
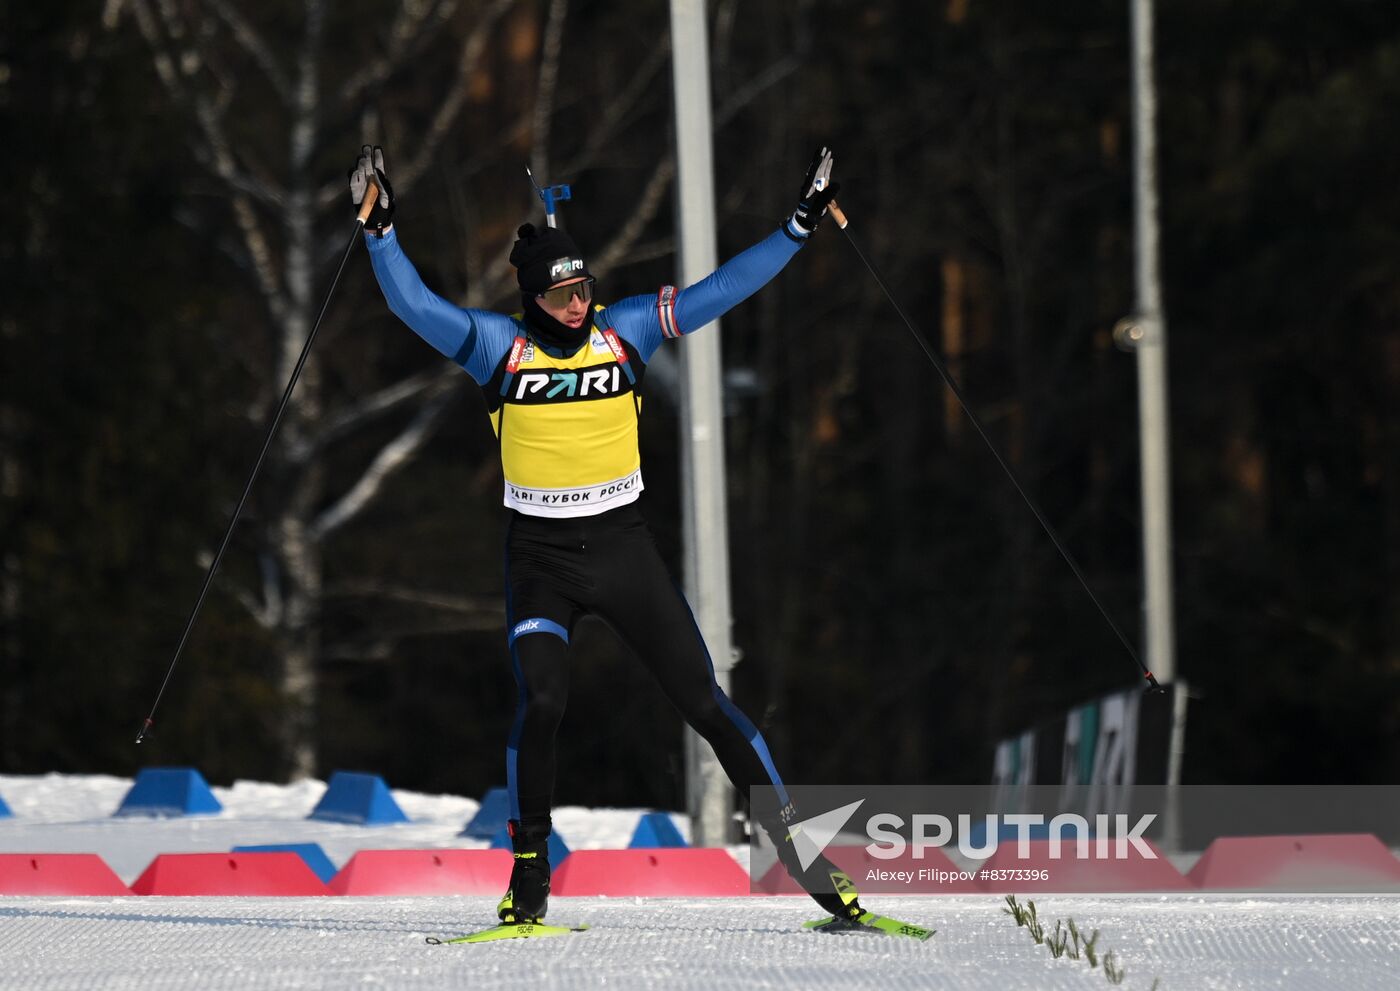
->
[510,223,590,293]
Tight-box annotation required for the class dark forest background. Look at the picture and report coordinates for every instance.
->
[4,0,1397,806]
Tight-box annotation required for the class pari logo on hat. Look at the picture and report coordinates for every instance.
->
[549,257,586,280]
[510,223,590,293]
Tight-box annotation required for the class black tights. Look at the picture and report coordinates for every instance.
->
[502,502,784,824]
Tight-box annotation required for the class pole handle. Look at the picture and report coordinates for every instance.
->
[356,180,381,226]
[828,200,849,230]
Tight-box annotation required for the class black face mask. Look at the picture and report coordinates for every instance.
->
[522,293,595,353]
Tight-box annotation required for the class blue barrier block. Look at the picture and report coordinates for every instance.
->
[308,771,409,825]
[232,843,339,884]
[459,787,510,838]
[489,825,571,866]
[629,811,688,848]
[114,767,222,817]
[0,792,11,819]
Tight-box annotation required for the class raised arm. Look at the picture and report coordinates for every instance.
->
[350,146,515,385]
[605,147,840,361]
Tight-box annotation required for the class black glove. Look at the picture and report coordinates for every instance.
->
[786,145,839,241]
[348,144,396,236]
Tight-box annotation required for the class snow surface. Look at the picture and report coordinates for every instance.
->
[2,775,1399,990]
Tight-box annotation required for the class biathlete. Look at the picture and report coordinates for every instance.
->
[350,144,865,928]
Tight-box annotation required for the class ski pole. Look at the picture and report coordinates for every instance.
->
[135,182,381,744]
[825,199,1163,694]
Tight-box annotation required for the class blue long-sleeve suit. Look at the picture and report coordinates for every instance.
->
[366,226,802,383]
[364,220,852,920]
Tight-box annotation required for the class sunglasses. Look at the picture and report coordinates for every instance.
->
[538,277,595,308]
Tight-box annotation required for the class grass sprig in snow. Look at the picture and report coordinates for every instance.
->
[1000,894,1157,989]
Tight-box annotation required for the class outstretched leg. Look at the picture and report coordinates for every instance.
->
[591,514,863,920]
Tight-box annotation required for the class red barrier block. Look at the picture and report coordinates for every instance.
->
[131,853,329,896]
[1187,834,1400,892]
[975,838,1190,893]
[0,854,131,896]
[552,849,749,897]
[755,845,979,895]
[328,849,512,895]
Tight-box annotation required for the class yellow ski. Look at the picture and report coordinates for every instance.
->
[427,921,589,944]
[804,911,935,941]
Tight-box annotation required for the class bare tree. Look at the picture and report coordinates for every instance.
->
[103,0,791,777]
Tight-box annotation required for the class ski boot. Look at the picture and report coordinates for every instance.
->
[805,864,864,924]
[755,806,936,940]
[497,816,552,924]
[760,811,865,922]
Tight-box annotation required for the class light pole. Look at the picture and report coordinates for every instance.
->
[1117,0,1188,846]
[668,0,736,847]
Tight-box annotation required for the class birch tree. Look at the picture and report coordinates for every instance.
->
[102,0,791,777]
